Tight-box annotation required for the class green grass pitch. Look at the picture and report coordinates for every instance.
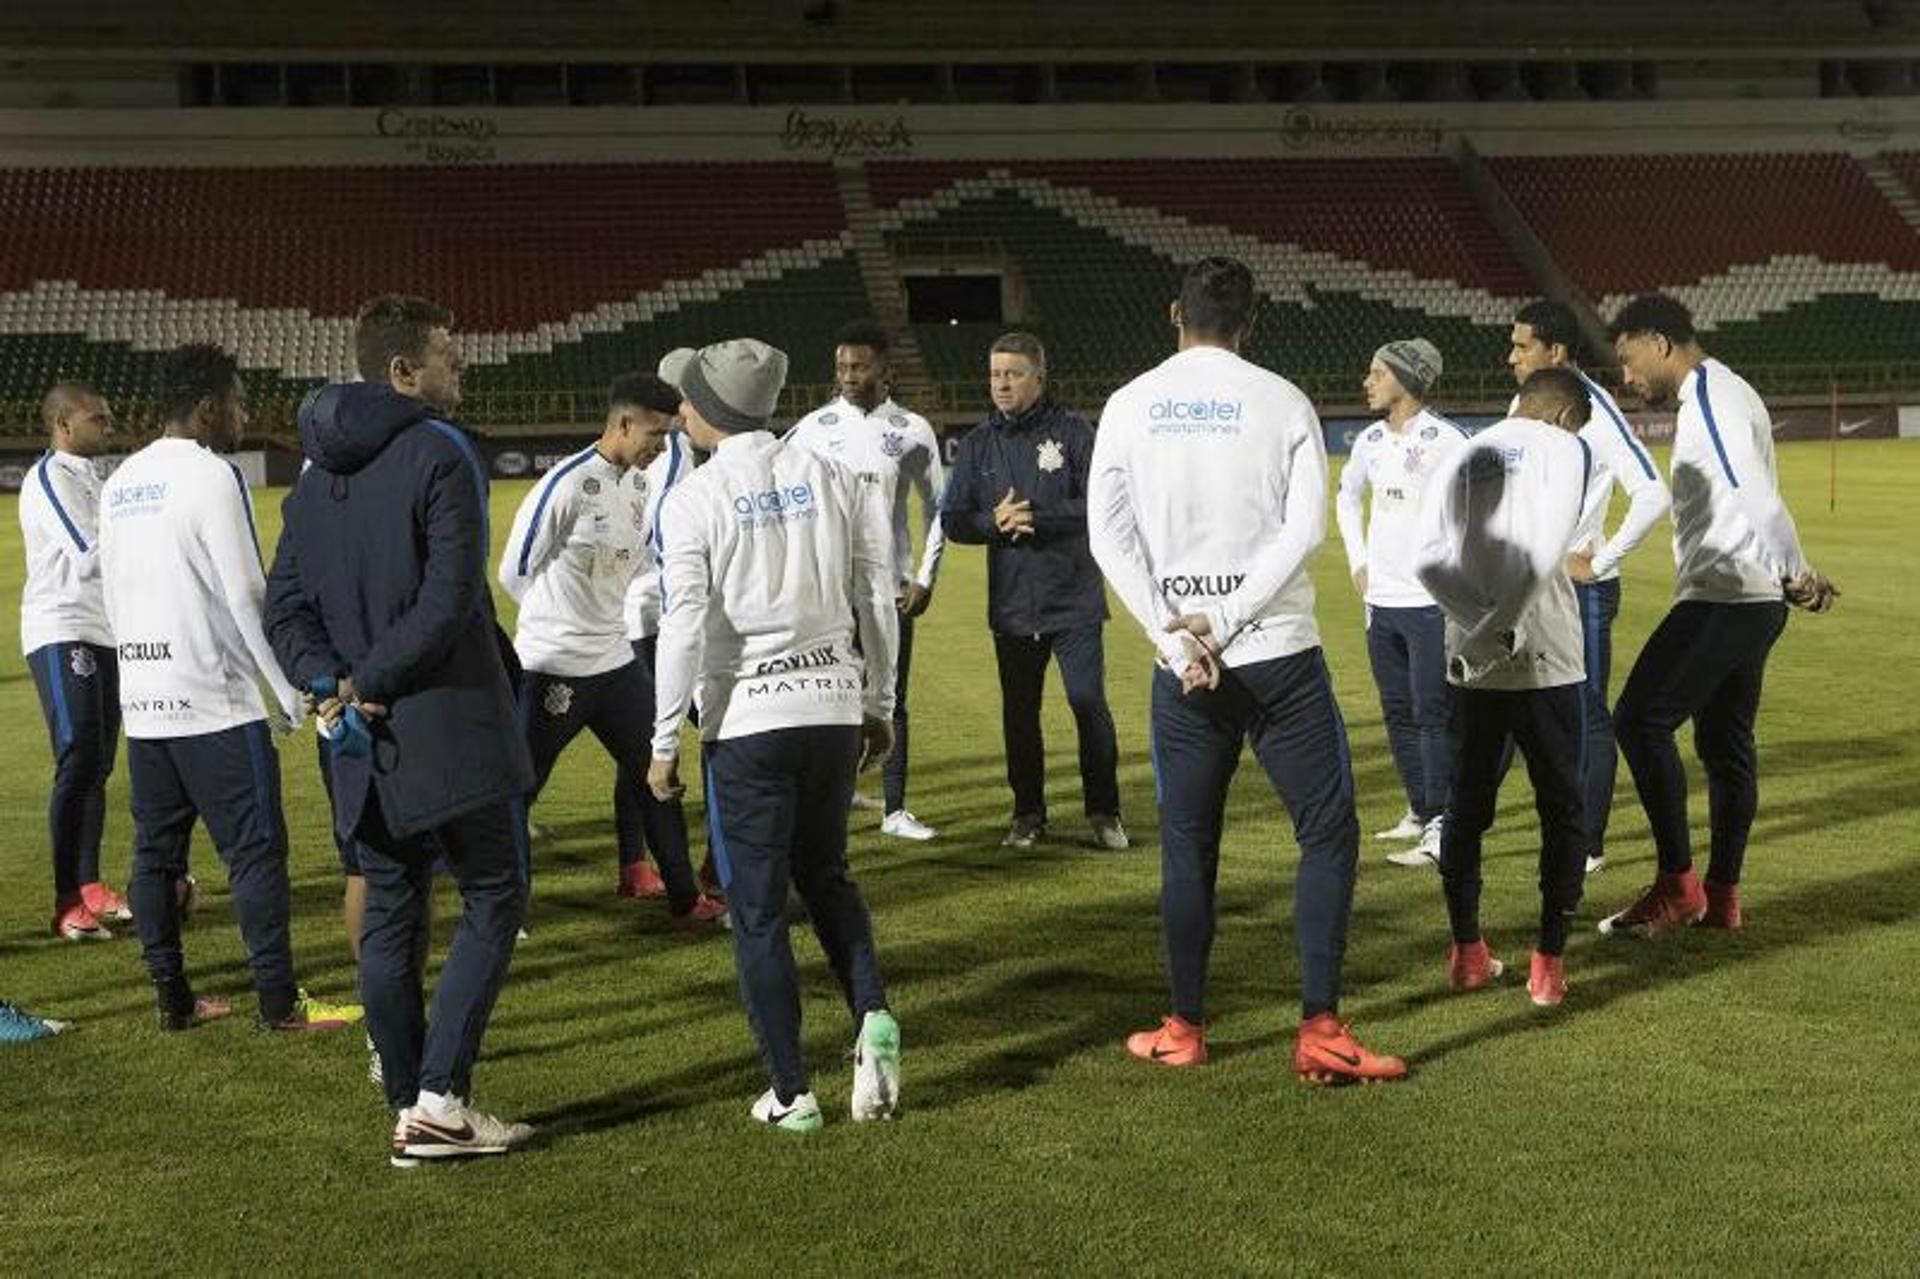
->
[0,440,1915,1274]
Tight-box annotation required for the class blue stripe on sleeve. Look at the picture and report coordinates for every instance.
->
[425,419,492,547]
[1576,435,1593,515]
[1693,365,1740,489]
[36,456,89,553]
[515,448,595,578]
[652,434,685,612]
[225,461,263,563]
[1575,370,1657,482]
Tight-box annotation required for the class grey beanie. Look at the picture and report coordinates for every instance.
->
[656,347,696,390]
[1376,338,1443,400]
[678,339,789,433]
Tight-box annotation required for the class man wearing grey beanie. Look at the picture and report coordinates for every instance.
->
[1334,337,1468,869]
[646,339,903,1132]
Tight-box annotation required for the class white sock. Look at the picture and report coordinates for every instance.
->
[415,1089,460,1120]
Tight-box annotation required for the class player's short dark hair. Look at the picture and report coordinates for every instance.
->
[1608,293,1696,346]
[608,371,682,416]
[154,344,240,424]
[1177,256,1258,338]
[834,320,890,358]
[1516,366,1592,427]
[40,380,99,429]
[355,294,454,383]
[1515,298,1584,361]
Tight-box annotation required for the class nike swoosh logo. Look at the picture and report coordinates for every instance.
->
[764,1106,799,1122]
[409,1119,476,1142]
[1839,418,1873,436]
[1150,1046,1184,1060]
[1315,1048,1362,1069]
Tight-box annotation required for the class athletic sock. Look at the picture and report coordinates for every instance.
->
[415,1089,460,1120]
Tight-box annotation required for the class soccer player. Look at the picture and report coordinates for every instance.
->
[99,344,350,1033]
[1335,339,1467,868]
[647,339,902,1132]
[1597,294,1837,937]
[500,372,724,927]
[270,295,536,1164]
[1507,299,1672,874]
[785,321,947,841]
[613,350,707,902]
[1089,256,1405,1083]
[1415,367,1595,1007]
[20,381,133,940]
[939,332,1126,852]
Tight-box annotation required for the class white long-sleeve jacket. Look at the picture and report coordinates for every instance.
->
[98,437,301,736]
[785,395,947,593]
[1089,344,1327,671]
[1569,370,1671,579]
[19,448,112,653]
[1334,408,1470,608]
[499,444,646,678]
[623,433,694,642]
[1414,416,1590,691]
[650,431,897,756]
[1669,359,1810,604]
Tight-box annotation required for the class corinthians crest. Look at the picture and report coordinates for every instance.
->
[70,647,97,678]
[543,682,574,717]
[1036,439,1065,473]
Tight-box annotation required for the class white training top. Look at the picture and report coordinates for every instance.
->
[19,448,112,653]
[623,433,694,642]
[1569,370,1671,580]
[1507,372,1672,581]
[1089,344,1328,672]
[499,444,647,679]
[1669,358,1809,604]
[98,437,301,737]
[1334,407,1470,609]
[651,430,897,756]
[1414,416,1591,691]
[784,395,947,592]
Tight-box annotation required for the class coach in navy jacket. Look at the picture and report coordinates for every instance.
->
[267,381,532,841]
[940,332,1123,851]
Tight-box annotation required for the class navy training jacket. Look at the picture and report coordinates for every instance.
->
[939,398,1108,637]
[266,383,534,842]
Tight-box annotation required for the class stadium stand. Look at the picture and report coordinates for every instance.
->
[1490,153,1920,370]
[870,160,1533,401]
[0,164,864,429]
[3,150,1919,433]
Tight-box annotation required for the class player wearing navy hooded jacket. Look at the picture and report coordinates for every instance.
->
[266,296,535,1165]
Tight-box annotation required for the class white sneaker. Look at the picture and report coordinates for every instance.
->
[750,1088,824,1133]
[393,1095,534,1163]
[1387,816,1443,869]
[1374,810,1423,841]
[1585,854,1606,875]
[849,791,883,812]
[850,1010,901,1122]
[880,810,936,841]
